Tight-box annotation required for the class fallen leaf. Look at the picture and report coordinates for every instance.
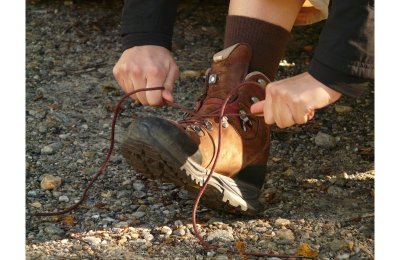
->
[94,203,108,209]
[63,215,75,226]
[235,241,248,259]
[297,243,319,258]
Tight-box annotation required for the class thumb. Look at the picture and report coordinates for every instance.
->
[162,89,174,103]
[250,100,265,116]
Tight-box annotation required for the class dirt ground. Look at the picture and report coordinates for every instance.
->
[26,0,374,259]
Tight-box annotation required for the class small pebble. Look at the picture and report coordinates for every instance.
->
[336,253,350,259]
[335,105,352,113]
[327,186,344,197]
[275,218,291,227]
[132,212,146,219]
[58,195,69,202]
[181,70,201,79]
[31,202,42,208]
[143,233,154,241]
[206,230,234,242]
[41,142,62,155]
[173,228,186,236]
[315,132,336,148]
[174,220,184,228]
[133,190,146,198]
[161,226,172,236]
[59,133,70,139]
[116,190,131,199]
[27,190,37,197]
[40,175,62,190]
[44,225,64,236]
[132,182,145,191]
[83,236,101,246]
[72,245,82,251]
[329,239,348,251]
[115,221,129,228]
[276,229,295,241]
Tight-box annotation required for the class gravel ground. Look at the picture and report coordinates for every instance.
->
[26,0,374,259]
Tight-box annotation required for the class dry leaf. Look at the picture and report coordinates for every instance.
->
[94,203,108,209]
[297,243,318,258]
[235,241,248,259]
[62,215,75,226]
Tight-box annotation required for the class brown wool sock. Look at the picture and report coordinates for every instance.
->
[224,15,291,81]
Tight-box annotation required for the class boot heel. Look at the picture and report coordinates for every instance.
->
[234,164,267,190]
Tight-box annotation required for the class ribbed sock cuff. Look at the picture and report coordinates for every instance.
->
[224,15,291,80]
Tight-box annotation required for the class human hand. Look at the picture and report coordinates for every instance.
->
[250,72,342,128]
[113,45,179,106]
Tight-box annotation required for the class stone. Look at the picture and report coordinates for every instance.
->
[132,212,146,219]
[335,105,352,113]
[275,218,291,227]
[27,190,37,197]
[44,225,64,236]
[83,236,101,246]
[72,245,82,251]
[118,237,127,244]
[174,220,184,228]
[115,221,129,228]
[143,233,154,241]
[102,217,115,222]
[31,201,42,208]
[116,190,131,199]
[315,132,336,148]
[214,255,229,260]
[40,175,62,190]
[133,190,146,198]
[181,70,201,79]
[136,205,149,212]
[173,228,185,236]
[58,195,69,202]
[161,226,172,236]
[41,142,62,155]
[327,186,344,197]
[59,133,70,139]
[276,229,295,241]
[132,182,145,191]
[329,239,348,251]
[206,230,234,242]
[336,253,350,259]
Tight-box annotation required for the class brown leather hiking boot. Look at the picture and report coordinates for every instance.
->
[121,43,271,215]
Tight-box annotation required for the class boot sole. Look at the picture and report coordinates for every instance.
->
[121,133,265,216]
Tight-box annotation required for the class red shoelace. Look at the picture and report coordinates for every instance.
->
[33,86,310,259]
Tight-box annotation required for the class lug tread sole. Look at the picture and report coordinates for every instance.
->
[121,137,260,216]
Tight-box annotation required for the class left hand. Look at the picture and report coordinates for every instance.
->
[250,72,342,128]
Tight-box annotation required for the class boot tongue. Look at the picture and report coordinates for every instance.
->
[206,43,252,99]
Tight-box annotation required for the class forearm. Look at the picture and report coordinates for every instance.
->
[308,0,374,98]
[121,0,178,51]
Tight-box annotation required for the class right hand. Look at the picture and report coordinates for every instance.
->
[113,45,179,106]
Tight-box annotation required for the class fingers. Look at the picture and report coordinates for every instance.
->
[271,92,295,128]
[264,86,274,125]
[250,100,265,116]
[141,65,165,106]
[162,63,179,103]
[287,98,309,125]
[113,46,178,107]
[130,71,148,105]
